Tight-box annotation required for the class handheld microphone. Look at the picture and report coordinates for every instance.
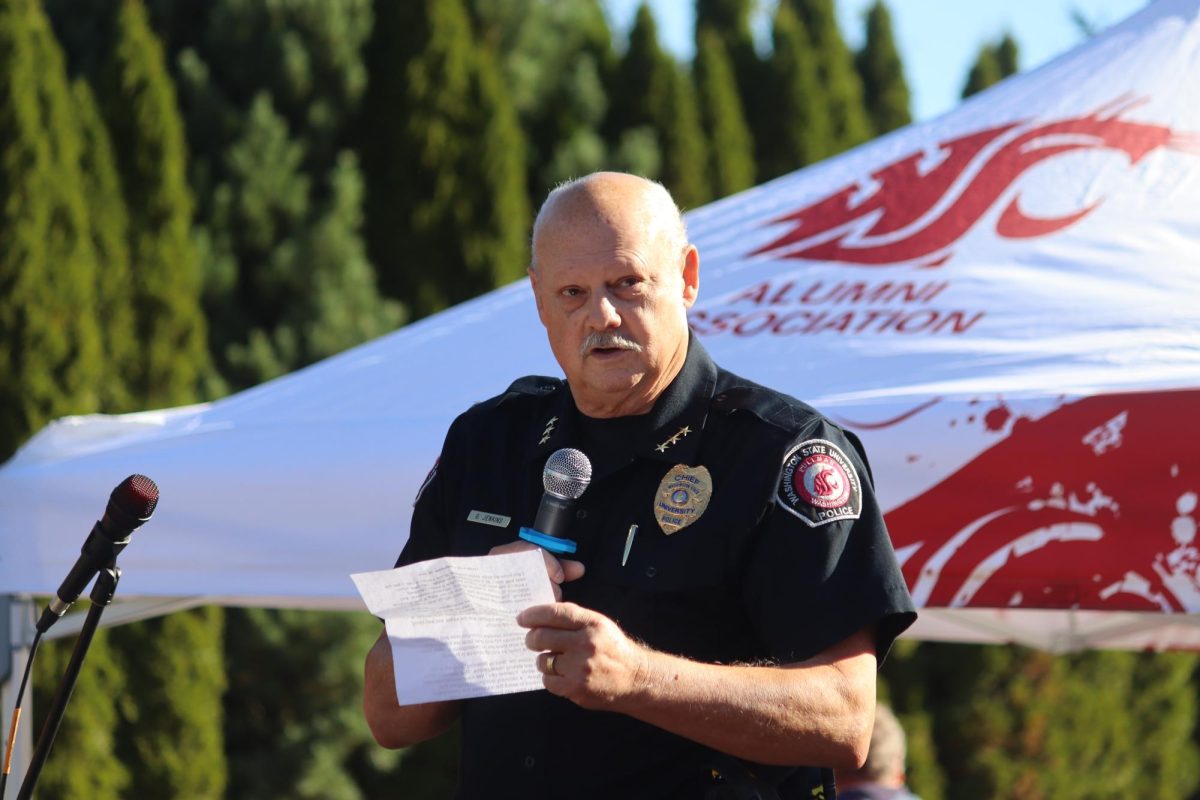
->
[36,475,159,633]
[519,448,592,555]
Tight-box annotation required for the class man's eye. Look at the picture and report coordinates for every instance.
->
[562,287,582,298]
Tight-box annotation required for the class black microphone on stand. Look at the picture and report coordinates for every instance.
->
[36,474,159,634]
[519,448,592,555]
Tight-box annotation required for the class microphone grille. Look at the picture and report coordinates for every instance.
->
[543,448,592,500]
[115,474,160,519]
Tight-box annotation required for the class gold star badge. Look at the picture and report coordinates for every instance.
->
[538,416,558,445]
[654,425,693,454]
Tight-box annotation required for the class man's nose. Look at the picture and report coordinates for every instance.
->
[586,293,621,329]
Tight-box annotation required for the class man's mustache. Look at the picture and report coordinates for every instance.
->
[580,330,642,357]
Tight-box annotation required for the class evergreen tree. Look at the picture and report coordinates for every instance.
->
[1128,651,1200,798]
[109,608,227,799]
[695,0,755,54]
[152,0,401,389]
[694,28,755,198]
[694,0,761,172]
[362,0,530,319]
[32,628,131,799]
[223,609,403,799]
[468,0,615,199]
[962,33,1019,99]
[962,45,1002,99]
[787,0,873,153]
[0,0,104,459]
[658,60,712,209]
[71,78,136,413]
[880,640,947,800]
[855,0,911,135]
[604,3,711,204]
[758,3,829,180]
[905,643,1200,800]
[98,0,210,408]
[995,32,1020,78]
[605,4,669,146]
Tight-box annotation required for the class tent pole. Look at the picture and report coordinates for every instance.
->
[1,596,35,793]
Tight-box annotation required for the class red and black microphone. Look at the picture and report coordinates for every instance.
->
[36,475,159,633]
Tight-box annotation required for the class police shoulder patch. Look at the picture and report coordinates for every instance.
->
[412,458,439,507]
[776,439,862,528]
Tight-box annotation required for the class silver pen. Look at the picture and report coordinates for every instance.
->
[624,525,643,568]
[621,524,638,566]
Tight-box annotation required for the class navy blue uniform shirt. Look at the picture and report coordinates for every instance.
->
[397,337,916,799]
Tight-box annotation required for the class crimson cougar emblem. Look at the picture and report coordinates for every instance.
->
[752,97,1199,267]
[778,439,862,528]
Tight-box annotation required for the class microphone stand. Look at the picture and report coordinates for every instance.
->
[15,561,120,800]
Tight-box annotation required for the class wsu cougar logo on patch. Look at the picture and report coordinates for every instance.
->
[778,439,862,528]
[752,98,1199,267]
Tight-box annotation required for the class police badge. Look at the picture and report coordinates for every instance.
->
[654,465,712,534]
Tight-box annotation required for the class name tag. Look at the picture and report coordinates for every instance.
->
[467,510,511,528]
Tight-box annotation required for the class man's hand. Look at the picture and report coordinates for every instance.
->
[517,602,649,710]
[488,540,584,600]
[519,607,878,766]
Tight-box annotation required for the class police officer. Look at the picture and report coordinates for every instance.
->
[363,172,916,799]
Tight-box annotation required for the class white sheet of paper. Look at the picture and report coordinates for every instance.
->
[351,550,556,704]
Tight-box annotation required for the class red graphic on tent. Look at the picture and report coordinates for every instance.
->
[885,389,1200,613]
[753,98,1200,266]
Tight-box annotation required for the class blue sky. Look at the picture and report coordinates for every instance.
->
[602,0,1149,121]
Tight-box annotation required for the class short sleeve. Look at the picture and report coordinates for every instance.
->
[740,422,916,664]
[395,421,463,568]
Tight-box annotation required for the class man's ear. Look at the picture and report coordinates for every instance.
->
[681,246,700,309]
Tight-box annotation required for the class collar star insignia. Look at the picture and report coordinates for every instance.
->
[538,416,558,445]
[654,425,693,454]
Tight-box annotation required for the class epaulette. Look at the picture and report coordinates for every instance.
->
[711,383,822,434]
[468,375,561,415]
[499,375,562,403]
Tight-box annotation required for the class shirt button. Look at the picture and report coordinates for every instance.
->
[524,756,536,769]
[644,566,657,578]
[575,509,588,520]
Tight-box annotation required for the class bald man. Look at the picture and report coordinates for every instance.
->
[364,173,916,799]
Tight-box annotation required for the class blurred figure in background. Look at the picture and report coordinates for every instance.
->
[834,704,921,800]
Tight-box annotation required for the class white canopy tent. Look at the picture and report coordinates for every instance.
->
[3,0,1200,659]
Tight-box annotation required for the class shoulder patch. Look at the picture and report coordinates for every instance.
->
[413,457,439,507]
[776,439,862,528]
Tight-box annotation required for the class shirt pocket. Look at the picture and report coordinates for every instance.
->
[588,513,740,657]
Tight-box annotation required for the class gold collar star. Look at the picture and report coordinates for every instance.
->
[654,425,693,454]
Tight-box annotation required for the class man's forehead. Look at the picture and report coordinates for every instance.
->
[535,200,667,264]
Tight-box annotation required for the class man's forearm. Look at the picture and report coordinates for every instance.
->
[613,628,876,767]
[363,630,461,748]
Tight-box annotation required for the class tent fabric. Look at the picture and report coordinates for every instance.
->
[2,0,1199,650]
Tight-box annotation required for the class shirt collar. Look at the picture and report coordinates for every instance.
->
[527,333,717,470]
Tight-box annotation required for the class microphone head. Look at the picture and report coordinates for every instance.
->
[543,448,592,500]
[104,474,160,536]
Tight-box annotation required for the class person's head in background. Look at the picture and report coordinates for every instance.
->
[836,703,909,791]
